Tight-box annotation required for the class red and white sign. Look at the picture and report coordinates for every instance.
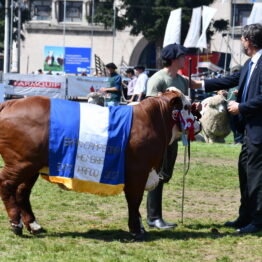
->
[3,74,66,98]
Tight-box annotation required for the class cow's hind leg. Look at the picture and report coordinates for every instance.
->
[16,173,45,234]
[124,187,146,241]
[0,169,23,235]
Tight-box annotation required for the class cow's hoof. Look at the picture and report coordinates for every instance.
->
[11,225,23,236]
[10,221,23,236]
[132,232,147,242]
[30,227,47,235]
[29,221,46,235]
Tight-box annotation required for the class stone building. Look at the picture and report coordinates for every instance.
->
[14,0,257,74]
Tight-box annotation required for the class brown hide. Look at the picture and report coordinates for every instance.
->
[0,91,182,238]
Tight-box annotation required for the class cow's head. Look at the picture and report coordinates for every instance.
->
[164,87,201,145]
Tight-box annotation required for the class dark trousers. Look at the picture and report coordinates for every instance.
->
[229,114,244,144]
[147,140,178,221]
[238,135,262,226]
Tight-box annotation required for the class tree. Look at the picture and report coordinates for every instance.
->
[91,0,231,67]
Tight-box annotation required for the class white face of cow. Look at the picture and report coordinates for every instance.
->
[167,87,201,145]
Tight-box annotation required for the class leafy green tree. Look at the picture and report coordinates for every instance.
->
[91,0,231,67]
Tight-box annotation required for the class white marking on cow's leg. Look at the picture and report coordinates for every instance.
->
[29,220,42,233]
[145,170,159,191]
[10,218,23,235]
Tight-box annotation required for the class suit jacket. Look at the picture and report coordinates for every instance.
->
[205,55,262,144]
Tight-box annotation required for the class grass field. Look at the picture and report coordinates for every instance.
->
[0,134,262,262]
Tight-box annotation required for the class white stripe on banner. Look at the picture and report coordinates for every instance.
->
[197,6,217,49]
[247,3,262,25]
[163,8,182,47]
[74,103,109,183]
[184,7,201,48]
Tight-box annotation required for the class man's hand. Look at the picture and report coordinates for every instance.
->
[191,79,203,89]
[228,101,239,115]
[100,87,107,92]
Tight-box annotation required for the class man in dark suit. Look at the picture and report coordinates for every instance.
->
[192,23,262,234]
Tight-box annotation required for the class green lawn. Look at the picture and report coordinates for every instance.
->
[0,134,261,262]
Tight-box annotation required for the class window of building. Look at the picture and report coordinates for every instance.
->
[58,1,83,22]
[232,4,253,26]
[31,0,52,21]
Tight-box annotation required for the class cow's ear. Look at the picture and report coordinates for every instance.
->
[171,96,183,110]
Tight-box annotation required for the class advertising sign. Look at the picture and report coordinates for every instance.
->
[44,46,92,74]
[3,74,67,98]
[44,46,65,73]
[64,47,91,74]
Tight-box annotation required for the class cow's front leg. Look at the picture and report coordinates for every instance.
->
[125,188,146,241]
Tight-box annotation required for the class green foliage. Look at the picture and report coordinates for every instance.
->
[93,0,216,44]
[87,0,126,30]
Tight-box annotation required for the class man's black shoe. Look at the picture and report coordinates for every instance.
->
[147,218,177,229]
[237,223,262,234]
[224,219,249,228]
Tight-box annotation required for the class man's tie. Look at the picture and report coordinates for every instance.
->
[241,60,254,102]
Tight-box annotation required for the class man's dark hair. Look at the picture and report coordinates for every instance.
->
[242,23,262,49]
[126,68,134,75]
[162,59,172,67]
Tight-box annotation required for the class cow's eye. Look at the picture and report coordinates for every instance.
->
[184,105,189,110]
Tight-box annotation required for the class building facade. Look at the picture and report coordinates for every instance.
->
[15,0,257,74]
[209,0,256,68]
[17,0,148,74]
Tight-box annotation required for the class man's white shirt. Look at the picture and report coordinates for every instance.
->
[134,72,148,95]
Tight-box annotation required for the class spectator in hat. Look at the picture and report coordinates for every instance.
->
[100,63,122,106]
[146,43,189,230]
[128,65,148,102]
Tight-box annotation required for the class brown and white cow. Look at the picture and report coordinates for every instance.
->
[0,89,199,240]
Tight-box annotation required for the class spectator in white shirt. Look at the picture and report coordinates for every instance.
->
[128,65,148,102]
[124,68,137,100]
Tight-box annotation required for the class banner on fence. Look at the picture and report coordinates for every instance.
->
[67,76,109,97]
[3,74,67,98]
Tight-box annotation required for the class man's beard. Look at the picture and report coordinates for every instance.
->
[241,44,248,55]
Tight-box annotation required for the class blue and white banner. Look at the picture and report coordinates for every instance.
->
[41,99,133,196]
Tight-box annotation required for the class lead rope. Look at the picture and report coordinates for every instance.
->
[181,132,190,224]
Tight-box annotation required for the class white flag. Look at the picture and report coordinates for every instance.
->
[184,7,201,48]
[163,8,182,47]
[196,6,217,49]
[247,3,262,25]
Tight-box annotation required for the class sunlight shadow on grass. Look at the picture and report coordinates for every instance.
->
[27,228,243,242]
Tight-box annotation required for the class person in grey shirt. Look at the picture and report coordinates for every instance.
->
[146,43,188,229]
